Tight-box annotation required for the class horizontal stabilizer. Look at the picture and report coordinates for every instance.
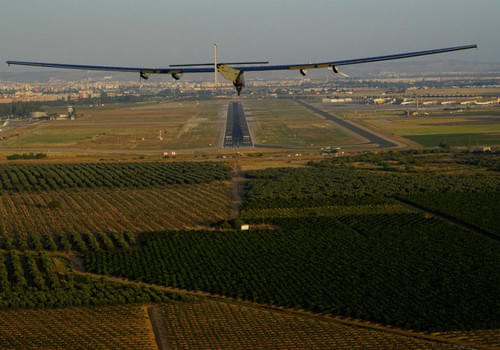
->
[170,61,269,67]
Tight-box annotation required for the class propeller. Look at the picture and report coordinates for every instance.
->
[330,65,350,78]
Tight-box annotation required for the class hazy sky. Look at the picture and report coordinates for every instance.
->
[1,0,498,72]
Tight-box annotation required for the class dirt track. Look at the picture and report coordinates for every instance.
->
[69,255,493,350]
[147,306,172,350]
[231,164,246,219]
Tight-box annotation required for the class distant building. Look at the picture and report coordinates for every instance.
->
[474,100,497,105]
[322,98,353,103]
[31,112,48,119]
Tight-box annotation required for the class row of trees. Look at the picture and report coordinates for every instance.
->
[0,231,136,252]
[0,251,180,309]
[0,161,231,193]
[6,153,47,160]
[243,166,500,209]
[0,96,157,119]
[0,101,40,118]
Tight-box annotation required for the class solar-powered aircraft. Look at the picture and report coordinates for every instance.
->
[6,44,477,95]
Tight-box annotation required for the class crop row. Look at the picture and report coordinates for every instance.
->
[84,215,500,331]
[0,231,136,252]
[243,166,500,209]
[0,305,157,349]
[0,251,179,309]
[160,300,449,350]
[0,161,231,193]
[240,204,412,220]
[0,182,232,237]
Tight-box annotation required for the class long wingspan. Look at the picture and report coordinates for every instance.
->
[6,44,477,74]
[6,44,477,93]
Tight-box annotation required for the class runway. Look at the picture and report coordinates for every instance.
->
[223,102,253,148]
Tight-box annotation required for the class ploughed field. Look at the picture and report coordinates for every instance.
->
[84,153,500,333]
[158,299,456,350]
[0,305,158,349]
[0,298,459,350]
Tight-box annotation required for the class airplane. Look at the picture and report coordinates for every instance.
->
[6,44,477,96]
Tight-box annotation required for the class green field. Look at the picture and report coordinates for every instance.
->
[1,101,225,149]
[375,122,500,137]
[329,106,500,148]
[244,98,364,146]
[405,133,500,147]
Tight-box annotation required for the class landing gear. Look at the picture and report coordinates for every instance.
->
[232,72,245,96]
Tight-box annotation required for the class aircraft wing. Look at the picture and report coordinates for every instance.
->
[234,45,478,72]
[4,61,213,74]
[6,44,477,74]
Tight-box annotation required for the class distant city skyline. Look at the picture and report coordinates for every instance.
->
[1,0,498,74]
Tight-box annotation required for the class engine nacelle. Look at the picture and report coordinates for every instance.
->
[171,72,183,80]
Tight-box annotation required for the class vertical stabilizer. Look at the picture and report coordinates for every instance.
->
[214,44,218,88]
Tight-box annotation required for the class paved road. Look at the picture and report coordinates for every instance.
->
[295,100,398,148]
[224,102,253,148]
[0,146,220,154]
